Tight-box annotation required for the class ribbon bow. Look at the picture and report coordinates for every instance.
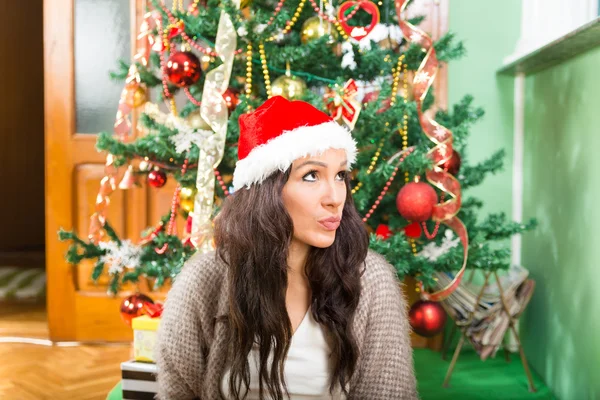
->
[324,79,361,130]
[143,301,164,318]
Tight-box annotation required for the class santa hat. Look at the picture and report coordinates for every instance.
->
[233,96,357,190]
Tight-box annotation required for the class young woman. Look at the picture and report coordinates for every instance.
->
[156,96,418,400]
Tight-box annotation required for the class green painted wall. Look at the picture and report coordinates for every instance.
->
[448,0,521,220]
[522,47,600,400]
[448,1,600,399]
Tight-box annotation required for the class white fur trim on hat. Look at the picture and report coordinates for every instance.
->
[233,121,357,190]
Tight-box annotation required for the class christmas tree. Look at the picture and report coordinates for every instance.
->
[59,0,536,297]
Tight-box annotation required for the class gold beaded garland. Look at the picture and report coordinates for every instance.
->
[266,0,307,42]
[258,43,272,98]
[245,43,253,105]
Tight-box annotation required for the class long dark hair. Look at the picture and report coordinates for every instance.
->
[214,167,369,400]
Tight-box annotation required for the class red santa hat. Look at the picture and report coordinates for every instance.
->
[233,96,357,190]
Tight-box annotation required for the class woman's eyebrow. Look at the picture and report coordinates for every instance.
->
[294,160,348,171]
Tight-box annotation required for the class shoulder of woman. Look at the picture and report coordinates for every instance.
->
[361,249,400,289]
[168,250,227,302]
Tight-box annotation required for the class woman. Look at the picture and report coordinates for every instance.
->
[156,96,418,399]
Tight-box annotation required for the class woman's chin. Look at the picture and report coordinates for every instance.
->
[307,231,336,248]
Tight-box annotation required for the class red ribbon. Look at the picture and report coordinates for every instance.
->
[396,0,469,302]
[143,301,164,318]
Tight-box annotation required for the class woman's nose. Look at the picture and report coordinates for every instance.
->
[322,180,344,208]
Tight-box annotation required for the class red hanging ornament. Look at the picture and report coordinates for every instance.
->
[440,149,462,176]
[222,88,240,112]
[119,293,155,326]
[166,51,202,87]
[409,300,446,337]
[148,170,167,188]
[337,1,380,40]
[404,222,422,238]
[396,181,438,222]
[375,224,392,240]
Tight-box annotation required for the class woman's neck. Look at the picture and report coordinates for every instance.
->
[287,239,310,288]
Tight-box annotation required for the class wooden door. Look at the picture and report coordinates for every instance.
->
[44,0,449,343]
[44,0,174,342]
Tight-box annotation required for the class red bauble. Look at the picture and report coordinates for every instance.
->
[375,224,393,240]
[119,293,155,326]
[396,181,438,222]
[404,222,422,238]
[166,52,202,87]
[409,300,447,337]
[441,149,462,176]
[222,88,240,112]
[148,170,167,188]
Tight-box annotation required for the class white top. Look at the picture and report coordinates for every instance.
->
[220,310,347,399]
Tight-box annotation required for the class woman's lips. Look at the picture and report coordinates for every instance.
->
[318,220,340,230]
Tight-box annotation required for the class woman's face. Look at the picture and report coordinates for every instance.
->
[282,148,348,249]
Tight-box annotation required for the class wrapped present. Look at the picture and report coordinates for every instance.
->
[132,314,160,363]
[121,360,158,400]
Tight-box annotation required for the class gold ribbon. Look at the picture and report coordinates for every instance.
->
[190,3,240,252]
[396,0,468,302]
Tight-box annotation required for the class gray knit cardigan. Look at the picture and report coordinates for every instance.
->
[155,249,419,399]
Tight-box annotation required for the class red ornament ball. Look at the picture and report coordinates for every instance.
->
[166,51,202,87]
[409,300,447,337]
[148,170,167,188]
[441,149,462,176]
[375,224,393,240]
[119,293,155,326]
[222,88,240,112]
[396,181,438,222]
[404,222,422,238]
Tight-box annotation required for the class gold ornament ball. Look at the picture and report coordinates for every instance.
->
[188,110,212,130]
[301,16,338,44]
[179,187,197,212]
[240,0,252,8]
[125,86,148,108]
[271,75,307,101]
[180,197,195,213]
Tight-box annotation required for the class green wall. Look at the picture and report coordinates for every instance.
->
[522,47,600,400]
[449,1,600,399]
[448,0,521,219]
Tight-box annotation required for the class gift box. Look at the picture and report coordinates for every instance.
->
[132,314,160,363]
[121,360,158,400]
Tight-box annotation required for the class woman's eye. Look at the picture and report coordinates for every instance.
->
[336,171,347,181]
[302,171,317,182]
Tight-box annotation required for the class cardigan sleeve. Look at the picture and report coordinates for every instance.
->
[155,258,207,400]
[349,251,419,399]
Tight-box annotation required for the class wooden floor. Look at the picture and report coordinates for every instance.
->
[0,303,130,400]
